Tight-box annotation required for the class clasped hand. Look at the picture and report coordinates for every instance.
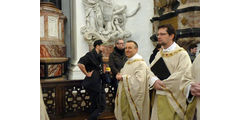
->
[116,73,123,81]
[190,82,200,97]
[153,80,166,90]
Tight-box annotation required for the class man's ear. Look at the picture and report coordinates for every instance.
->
[170,34,174,40]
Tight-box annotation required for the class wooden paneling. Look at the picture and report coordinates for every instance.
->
[41,79,115,120]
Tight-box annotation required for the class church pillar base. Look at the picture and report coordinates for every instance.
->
[68,65,85,80]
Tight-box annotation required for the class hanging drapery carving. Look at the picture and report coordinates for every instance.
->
[81,0,141,44]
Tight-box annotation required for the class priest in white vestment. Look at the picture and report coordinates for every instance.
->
[114,40,156,120]
[181,54,200,120]
[150,24,192,120]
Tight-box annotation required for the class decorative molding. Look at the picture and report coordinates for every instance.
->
[150,6,200,23]
[176,28,200,39]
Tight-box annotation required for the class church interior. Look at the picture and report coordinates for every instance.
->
[40,0,200,119]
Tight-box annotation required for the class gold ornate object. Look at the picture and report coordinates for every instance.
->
[181,0,187,4]
[181,17,188,26]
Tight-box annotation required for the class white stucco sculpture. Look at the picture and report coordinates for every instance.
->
[82,0,104,32]
[81,0,141,44]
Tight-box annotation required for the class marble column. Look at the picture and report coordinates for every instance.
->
[68,0,89,80]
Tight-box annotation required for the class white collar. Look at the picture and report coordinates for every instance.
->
[162,42,177,52]
[128,53,142,61]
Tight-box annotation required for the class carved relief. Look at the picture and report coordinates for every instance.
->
[81,0,141,44]
[64,83,115,113]
[48,16,59,38]
[64,85,91,112]
[42,88,56,115]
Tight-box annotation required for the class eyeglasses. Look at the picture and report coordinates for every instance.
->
[157,33,168,36]
[117,43,124,45]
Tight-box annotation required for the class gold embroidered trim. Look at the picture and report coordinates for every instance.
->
[126,76,141,120]
[162,87,185,114]
[160,48,184,58]
[126,59,144,64]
